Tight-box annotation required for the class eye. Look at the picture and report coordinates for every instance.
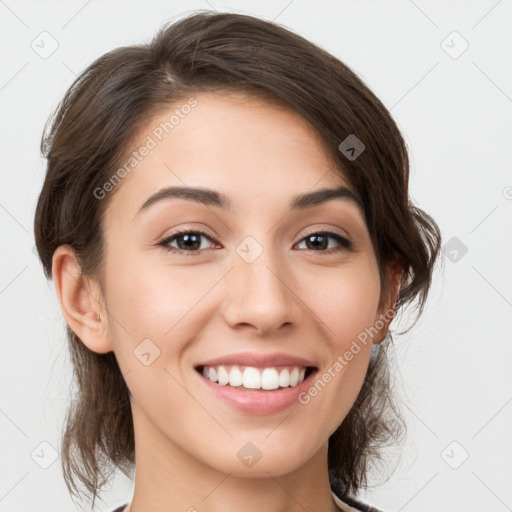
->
[295,231,353,253]
[157,229,353,256]
[158,229,218,256]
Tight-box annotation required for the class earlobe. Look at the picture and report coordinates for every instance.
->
[52,245,113,354]
[373,259,402,345]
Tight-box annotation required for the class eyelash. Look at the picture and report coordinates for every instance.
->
[157,228,353,256]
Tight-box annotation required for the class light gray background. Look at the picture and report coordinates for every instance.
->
[1,1,511,511]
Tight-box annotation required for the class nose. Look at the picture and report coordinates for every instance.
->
[221,248,302,337]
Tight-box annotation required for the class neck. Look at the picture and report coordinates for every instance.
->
[124,405,341,512]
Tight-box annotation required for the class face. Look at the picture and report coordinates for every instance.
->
[95,92,391,478]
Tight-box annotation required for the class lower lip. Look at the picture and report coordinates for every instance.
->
[196,368,318,414]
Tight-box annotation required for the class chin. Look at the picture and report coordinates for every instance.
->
[204,441,312,478]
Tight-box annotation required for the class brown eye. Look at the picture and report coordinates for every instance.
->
[157,229,352,257]
[295,231,352,253]
[158,230,217,256]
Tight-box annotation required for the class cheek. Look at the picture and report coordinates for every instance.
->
[298,260,380,423]
[312,260,381,347]
[104,260,212,401]
[105,247,215,339]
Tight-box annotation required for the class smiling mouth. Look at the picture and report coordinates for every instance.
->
[195,364,317,391]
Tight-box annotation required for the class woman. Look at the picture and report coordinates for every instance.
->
[34,11,442,512]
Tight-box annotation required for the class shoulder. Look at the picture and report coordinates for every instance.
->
[332,488,386,512]
[110,506,128,512]
[336,494,386,512]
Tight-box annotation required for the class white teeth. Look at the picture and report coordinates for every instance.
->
[242,367,261,389]
[289,367,299,386]
[229,367,243,387]
[278,368,290,387]
[261,368,279,390]
[200,364,310,390]
[217,366,230,386]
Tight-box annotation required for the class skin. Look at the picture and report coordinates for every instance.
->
[52,92,400,512]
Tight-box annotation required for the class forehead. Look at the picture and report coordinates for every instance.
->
[105,92,357,221]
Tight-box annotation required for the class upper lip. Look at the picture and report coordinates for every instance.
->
[195,352,318,369]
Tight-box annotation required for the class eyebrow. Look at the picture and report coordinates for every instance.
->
[135,184,363,218]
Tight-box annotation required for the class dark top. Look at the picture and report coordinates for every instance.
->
[337,494,385,511]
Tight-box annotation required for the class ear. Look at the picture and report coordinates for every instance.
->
[52,244,113,354]
[372,258,402,345]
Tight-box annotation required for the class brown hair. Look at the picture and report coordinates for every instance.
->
[34,10,442,509]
